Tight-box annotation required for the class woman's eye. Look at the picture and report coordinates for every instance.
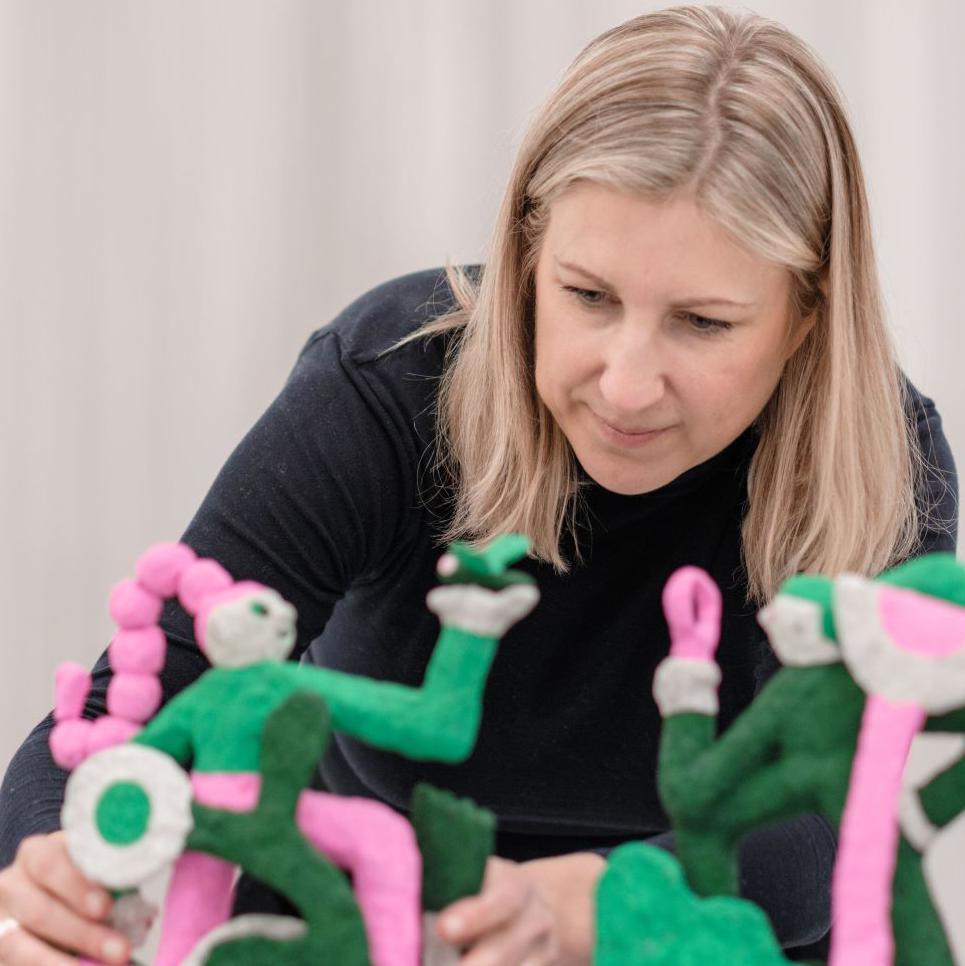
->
[250,602,269,617]
[682,312,733,335]
[562,285,610,307]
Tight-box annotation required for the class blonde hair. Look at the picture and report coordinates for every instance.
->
[390,4,939,605]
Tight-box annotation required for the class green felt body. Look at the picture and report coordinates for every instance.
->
[595,842,789,965]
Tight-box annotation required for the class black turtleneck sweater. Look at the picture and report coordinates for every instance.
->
[0,266,958,953]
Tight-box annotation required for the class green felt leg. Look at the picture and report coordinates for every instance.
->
[674,827,740,897]
[891,838,954,966]
[186,693,370,964]
[410,781,495,911]
[919,753,965,830]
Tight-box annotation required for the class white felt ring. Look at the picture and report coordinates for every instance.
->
[652,656,722,717]
[182,915,307,965]
[61,744,193,889]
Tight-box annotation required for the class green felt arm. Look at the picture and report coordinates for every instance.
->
[659,673,794,824]
[283,625,497,763]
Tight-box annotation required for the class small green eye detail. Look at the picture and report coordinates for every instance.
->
[250,602,269,617]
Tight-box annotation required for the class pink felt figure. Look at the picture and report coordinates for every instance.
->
[830,575,965,966]
[54,542,423,966]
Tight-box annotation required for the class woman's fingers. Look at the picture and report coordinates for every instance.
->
[0,919,78,965]
[438,857,559,966]
[0,869,129,965]
[439,857,527,945]
[16,833,113,921]
[0,833,130,965]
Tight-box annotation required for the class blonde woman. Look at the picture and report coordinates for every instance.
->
[0,6,957,965]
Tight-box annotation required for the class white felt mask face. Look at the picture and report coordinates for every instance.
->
[204,589,297,667]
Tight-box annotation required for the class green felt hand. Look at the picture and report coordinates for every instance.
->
[437,535,535,589]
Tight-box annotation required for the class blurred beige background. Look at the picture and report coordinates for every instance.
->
[1,0,963,956]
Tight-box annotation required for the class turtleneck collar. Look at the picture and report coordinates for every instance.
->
[573,424,761,527]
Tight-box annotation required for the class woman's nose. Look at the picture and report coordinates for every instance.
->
[597,340,667,415]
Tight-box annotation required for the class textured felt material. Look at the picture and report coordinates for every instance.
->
[61,743,194,889]
[653,554,965,966]
[184,691,370,964]
[410,781,495,911]
[595,842,789,964]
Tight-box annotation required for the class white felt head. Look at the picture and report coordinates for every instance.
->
[756,593,840,667]
[204,588,297,667]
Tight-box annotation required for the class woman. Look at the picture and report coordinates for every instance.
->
[0,5,957,965]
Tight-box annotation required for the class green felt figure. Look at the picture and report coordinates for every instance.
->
[595,842,790,965]
[652,553,965,966]
[60,535,535,966]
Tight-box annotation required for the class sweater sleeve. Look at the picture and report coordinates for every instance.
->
[0,326,418,868]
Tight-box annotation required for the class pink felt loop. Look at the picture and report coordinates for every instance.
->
[109,578,163,630]
[50,719,94,770]
[177,558,233,616]
[662,566,722,661]
[107,673,163,723]
[54,662,92,721]
[87,715,141,755]
[109,626,167,675]
[135,542,197,598]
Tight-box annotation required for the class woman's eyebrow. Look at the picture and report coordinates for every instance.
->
[555,257,754,308]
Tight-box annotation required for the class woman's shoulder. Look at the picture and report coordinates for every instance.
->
[300,263,482,370]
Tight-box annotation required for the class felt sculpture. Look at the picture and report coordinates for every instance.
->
[595,842,789,965]
[650,553,965,966]
[54,535,537,965]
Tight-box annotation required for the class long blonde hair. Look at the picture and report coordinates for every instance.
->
[389,4,940,605]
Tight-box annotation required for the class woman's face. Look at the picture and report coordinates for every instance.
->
[533,182,815,495]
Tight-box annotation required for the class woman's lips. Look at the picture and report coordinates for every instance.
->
[592,410,673,447]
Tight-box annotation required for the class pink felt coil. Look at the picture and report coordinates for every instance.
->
[109,627,167,675]
[177,558,233,616]
[109,579,163,630]
[662,566,722,662]
[50,719,94,770]
[107,673,163,723]
[136,542,198,597]
[54,662,93,721]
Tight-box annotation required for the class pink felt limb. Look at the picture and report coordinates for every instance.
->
[109,626,167,675]
[154,850,237,966]
[87,715,141,755]
[830,695,925,966]
[107,672,163,723]
[135,542,197,598]
[109,578,163,630]
[297,790,421,966]
[50,719,94,770]
[177,558,233,616]
[54,662,92,720]
[661,566,722,662]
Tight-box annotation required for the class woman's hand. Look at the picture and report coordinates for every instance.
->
[0,831,131,964]
[437,851,606,966]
